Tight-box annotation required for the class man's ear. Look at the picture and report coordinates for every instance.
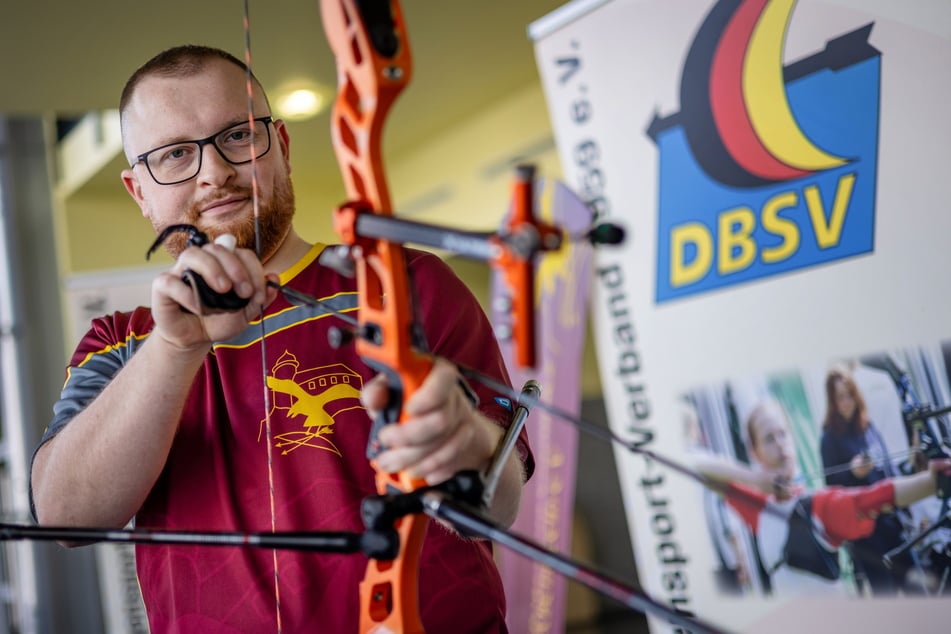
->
[274,119,292,175]
[121,168,150,218]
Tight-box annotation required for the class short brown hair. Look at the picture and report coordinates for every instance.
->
[119,45,266,117]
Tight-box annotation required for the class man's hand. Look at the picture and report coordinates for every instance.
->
[363,359,502,486]
[150,236,279,350]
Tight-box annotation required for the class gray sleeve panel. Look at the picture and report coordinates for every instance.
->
[43,333,148,442]
[30,332,148,520]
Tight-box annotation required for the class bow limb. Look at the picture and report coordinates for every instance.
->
[320,1,429,632]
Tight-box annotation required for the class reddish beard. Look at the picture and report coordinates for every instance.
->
[157,176,296,261]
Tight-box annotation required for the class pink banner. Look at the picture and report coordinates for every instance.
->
[493,177,594,634]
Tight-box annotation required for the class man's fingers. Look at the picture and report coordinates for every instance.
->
[363,358,496,484]
[231,248,275,306]
[375,422,467,479]
[150,240,277,348]
[361,373,390,418]
[405,359,461,416]
[173,242,259,301]
[378,409,453,448]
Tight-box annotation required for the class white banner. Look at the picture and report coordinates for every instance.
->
[532,1,951,632]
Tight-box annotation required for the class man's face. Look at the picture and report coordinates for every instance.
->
[750,407,797,478]
[120,58,294,260]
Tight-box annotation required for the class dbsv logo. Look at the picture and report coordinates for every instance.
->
[648,0,880,302]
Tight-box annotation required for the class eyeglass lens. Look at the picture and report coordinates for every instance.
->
[146,119,271,184]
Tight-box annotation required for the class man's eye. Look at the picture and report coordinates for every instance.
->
[157,145,194,164]
[222,128,253,145]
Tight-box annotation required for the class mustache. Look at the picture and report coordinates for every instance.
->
[155,176,293,259]
[189,186,253,217]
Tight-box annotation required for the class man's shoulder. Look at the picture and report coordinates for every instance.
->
[80,306,156,349]
[98,305,155,332]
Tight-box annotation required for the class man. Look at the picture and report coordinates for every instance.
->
[31,45,532,633]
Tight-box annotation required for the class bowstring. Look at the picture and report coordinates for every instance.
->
[242,1,283,631]
[793,447,921,486]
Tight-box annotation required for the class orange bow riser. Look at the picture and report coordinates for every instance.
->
[319,1,428,632]
[318,2,597,632]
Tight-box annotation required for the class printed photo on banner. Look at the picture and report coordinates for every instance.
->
[682,343,951,600]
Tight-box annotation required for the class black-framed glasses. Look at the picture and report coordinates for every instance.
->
[131,116,273,185]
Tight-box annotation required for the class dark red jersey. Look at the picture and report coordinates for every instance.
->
[39,245,533,633]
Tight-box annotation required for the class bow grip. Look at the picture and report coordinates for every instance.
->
[361,354,433,492]
[364,362,405,461]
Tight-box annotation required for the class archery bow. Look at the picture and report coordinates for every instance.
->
[314,3,725,633]
[315,1,626,631]
[311,1,951,623]
[318,2,429,631]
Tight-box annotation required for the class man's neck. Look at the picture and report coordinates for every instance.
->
[264,228,312,275]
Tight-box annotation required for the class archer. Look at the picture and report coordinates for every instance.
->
[30,45,531,634]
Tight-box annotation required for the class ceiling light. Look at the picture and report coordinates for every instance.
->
[274,87,326,122]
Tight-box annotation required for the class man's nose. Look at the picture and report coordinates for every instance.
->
[196,143,237,185]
